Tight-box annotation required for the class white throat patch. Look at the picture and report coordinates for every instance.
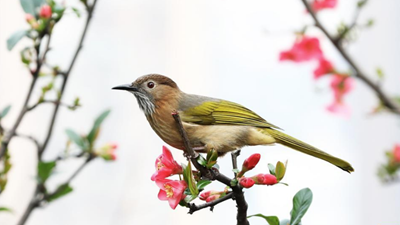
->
[132,92,155,115]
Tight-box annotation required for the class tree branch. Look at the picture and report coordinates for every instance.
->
[301,0,400,115]
[171,112,249,225]
[27,100,79,111]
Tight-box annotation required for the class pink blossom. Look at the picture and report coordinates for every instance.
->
[239,177,255,188]
[156,179,187,209]
[95,143,118,161]
[327,74,354,116]
[251,174,277,185]
[393,144,400,163]
[326,101,350,117]
[279,36,323,62]
[39,5,52,19]
[205,194,221,202]
[238,153,261,177]
[199,190,220,201]
[151,146,183,181]
[311,0,338,12]
[313,58,334,79]
[25,14,34,22]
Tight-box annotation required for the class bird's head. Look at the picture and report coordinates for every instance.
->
[112,74,180,115]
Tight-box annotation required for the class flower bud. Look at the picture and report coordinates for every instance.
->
[238,153,261,177]
[205,194,221,202]
[39,5,52,19]
[394,144,400,163]
[252,174,277,185]
[25,14,34,22]
[239,177,255,188]
[25,13,39,29]
[95,143,118,161]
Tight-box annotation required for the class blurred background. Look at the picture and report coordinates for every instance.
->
[0,0,399,224]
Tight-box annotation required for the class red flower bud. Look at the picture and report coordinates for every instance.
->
[238,153,261,177]
[239,177,255,188]
[394,144,400,163]
[252,174,277,185]
[205,194,221,202]
[199,190,218,200]
[39,5,52,19]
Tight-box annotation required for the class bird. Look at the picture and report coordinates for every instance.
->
[112,74,354,173]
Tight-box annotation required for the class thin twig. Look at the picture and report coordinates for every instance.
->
[301,0,400,115]
[27,100,79,111]
[188,192,234,214]
[171,112,249,225]
[231,150,241,177]
[14,132,41,150]
[39,0,99,158]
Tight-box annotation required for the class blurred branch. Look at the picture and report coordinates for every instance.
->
[172,112,249,225]
[27,100,79,111]
[301,0,400,115]
[14,132,40,150]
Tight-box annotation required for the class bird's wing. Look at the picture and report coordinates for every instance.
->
[178,95,282,129]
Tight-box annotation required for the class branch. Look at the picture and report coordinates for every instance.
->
[27,100,79,111]
[231,150,241,177]
[301,0,400,115]
[14,132,41,150]
[171,112,249,225]
[188,192,234,214]
[39,0,98,157]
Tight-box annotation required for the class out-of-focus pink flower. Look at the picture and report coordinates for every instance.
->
[393,144,400,163]
[151,146,183,181]
[327,74,354,116]
[238,153,261,177]
[279,36,323,62]
[25,14,34,22]
[251,174,278,185]
[39,5,52,19]
[95,143,118,161]
[314,58,334,79]
[25,13,39,29]
[311,0,337,12]
[239,177,255,188]
[156,179,187,209]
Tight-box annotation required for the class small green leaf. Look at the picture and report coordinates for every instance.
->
[72,7,81,17]
[206,149,218,168]
[182,161,198,196]
[0,105,11,118]
[290,188,313,225]
[275,161,286,181]
[357,0,367,8]
[366,19,374,27]
[47,184,73,202]
[38,161,56,183]
[376,67,384,79]
[7,30,29,51]
[196,180,211,190]
[65,129,86,149]
[20,0,45,15]
[87,110,111,145]
[268,163,276,176]
[232,168,240,173]
[248,214,280,225]
[0,207,12,213]
[197,154,207,166]
[183,194,197,203]
[230,179,238,187]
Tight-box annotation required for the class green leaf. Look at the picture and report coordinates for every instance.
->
[37,161,56,183]
[275,161,286,181]
[197,154,207,166]
[248,214,280,225]
[196,180,211,190]
[87,109,111,145]
[7,30,29,51]
[20,0,45,15]
[0,105,11,118]
[232,168,240,174]
[376,67,384,79]
[290,188,313,225]
[268,163,276,176]
[0,207,12,213]
[182,161,198,196]
[357,0,367,8]
[72,7,81,17]
[280,219,290,225]
[230,179,238,187]
[183,194,197,203]
[65,129,86,149]
[47,184,73,202]
[206,149,218,168]
[366,19,374,27]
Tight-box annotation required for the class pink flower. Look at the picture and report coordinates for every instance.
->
[39,5,52,19]
[205,194,221,202]
[156,179,187,209]
[95,143,118,161]
[313,58,334,79]
[239,177,255,188]
[251,174,277,185]
[25,14,34,22]
[151,146,183,181]
[311,0,337,12]
[327,74,354,116]
[199,190,219,200]
[279,36,323,62]
[393,144,400,163]
[238,153,261,177]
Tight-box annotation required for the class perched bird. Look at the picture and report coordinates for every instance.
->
[113,74,354,173]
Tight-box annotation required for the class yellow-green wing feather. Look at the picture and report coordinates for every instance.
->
[179,97,281,129]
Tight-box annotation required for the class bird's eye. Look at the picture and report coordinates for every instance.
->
[147,82,155,89]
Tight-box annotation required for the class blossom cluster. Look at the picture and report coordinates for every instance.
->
[279,0,354,117]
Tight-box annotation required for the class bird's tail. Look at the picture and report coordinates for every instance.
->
[264,129,354,173]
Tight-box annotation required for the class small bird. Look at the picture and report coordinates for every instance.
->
[113,74,354,173]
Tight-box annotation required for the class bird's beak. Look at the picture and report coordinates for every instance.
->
[112,84,138,92]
